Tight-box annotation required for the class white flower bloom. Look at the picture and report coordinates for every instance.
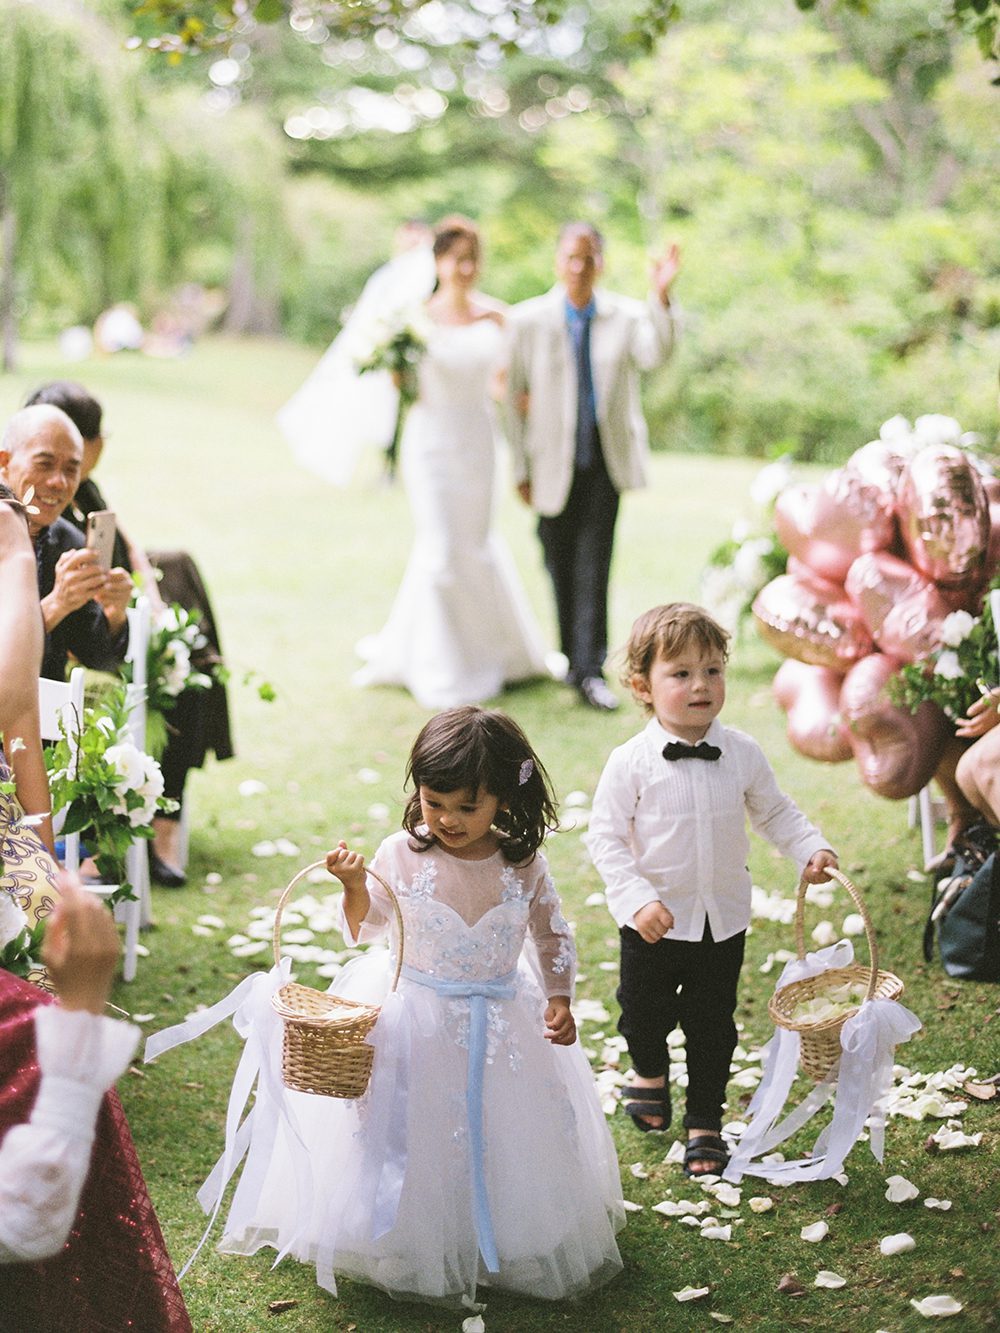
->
[732,537,773,591]
[750,455,794,506]
[885,1174,919,1203]
[933,651,963,680]
[800,1221,829,1242]
[939,610,976,648]
[879,1232,916,1255]
[913,414,962,447]
[0,891,28,948]
[814,1270,847,1288]
[673,1286,710,1302]
[909,1294,963,1318]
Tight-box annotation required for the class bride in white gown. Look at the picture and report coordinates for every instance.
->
[353,217,550,710]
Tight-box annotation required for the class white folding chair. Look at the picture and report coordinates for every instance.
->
[118,595,153,980]
[37,667,86,874]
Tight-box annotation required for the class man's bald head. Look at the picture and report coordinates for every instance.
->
[0,406,84,534]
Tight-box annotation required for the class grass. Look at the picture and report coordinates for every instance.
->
[2,338,998,1331]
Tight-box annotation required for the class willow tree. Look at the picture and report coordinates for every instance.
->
[0,0,146,368]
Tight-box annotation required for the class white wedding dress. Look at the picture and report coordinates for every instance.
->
[354,317,549,710]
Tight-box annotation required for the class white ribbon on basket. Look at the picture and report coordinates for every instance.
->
[725,942,922,1184]
[144,960,318,1279]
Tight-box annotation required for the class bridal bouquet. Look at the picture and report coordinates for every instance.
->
[354,307,430,475]
[45,684,176,904]
[890,579,1000,722]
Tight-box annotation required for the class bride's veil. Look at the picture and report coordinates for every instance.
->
[277,245,436,486]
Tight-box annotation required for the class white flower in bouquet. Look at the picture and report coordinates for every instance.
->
[879,413,912,442]
[749,455,793,507]
[732,537,774,591]
[933,650,963,681]
[161,639,192,698]
[104,740,166,827]
[913,414,962,448]
[0,890,28,949]
[939,610,975,648]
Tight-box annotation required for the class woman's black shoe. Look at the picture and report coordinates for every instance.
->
[149,848,186,888]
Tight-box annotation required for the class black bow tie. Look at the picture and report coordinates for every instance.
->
[662,741,722,762]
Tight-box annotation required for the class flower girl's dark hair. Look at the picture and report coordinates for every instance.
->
[403,707,558,863]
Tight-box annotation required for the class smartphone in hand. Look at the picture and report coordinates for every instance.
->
[85,510,116,571]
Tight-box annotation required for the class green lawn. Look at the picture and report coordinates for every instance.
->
[2,339,997,1331]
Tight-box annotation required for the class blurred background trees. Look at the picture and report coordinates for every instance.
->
[1,0,996,458]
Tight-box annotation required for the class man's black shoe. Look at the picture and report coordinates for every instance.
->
[578,676,619,711]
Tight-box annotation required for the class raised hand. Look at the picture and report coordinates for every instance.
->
[651,243,681,305]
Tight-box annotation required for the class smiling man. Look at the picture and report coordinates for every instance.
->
[0,405,131,682]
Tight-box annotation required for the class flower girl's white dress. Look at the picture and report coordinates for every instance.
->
[209,832,624,1307]
[353,317,550,709]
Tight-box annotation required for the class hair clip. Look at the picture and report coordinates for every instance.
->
[518,758,534,786]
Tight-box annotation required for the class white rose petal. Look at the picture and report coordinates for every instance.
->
[706,1183,741,1207]
[800,1221,829,1242]
[461,1317,485,1333]
[931,1127,982,1150]
[810,920,839,948]
[191,924,214,937]
[841,913,866,936]
[584,891,606,906]
[251,840,277,858]
[274,837,300,856]
[197,914,225,929]
[238,779,268,797]
[672,1286,710,1302]
[356,767,380,785]
[574,999,610,1024]
[367,803,390,821]
[880,1232,916,1255]
[205,872,223,885]
[700,1224,732,1241]
[909,1294,963,1318]
[622,1200,644,1213]
[709,1316,735,1325]
[748,1196,774,1213]
[814,1270,847,1289]
[924,1198,952,1211]
[130,1012,156,1023]
[664,1139,687,1165]
[885,1174,919,1203]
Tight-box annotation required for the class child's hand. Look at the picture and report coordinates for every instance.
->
[802,849,839,884]
[42,872,120,1014]
[326,841,368,894]
[544,997,576,1046]
[633,900,674,944]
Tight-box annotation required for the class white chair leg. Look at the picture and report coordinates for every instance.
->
[177,796,190,871]
[907,794,918,829]
[117,841,144,983]
[918,785,936,869]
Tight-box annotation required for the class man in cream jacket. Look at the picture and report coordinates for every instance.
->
[506,224,680,710]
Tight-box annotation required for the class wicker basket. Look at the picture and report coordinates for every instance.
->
[768,866,904,1082]
[270,861,403,1099]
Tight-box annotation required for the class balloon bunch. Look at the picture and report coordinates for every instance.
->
[752,415,998,799]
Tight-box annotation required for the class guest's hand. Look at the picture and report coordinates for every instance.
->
[802,849,839,884]
[98,567,134,630]
[955,689,1000,740]
[543,997,576,1046]
[42,873,120,1014]
[634,900,674,944]
[43,547,109,627]
[651,243,681,305]
[516,480,532,507]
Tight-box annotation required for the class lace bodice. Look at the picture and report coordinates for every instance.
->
[415,317,504,413]
[348,831,575,995]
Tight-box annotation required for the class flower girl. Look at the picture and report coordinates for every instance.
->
[151,707,623,1309]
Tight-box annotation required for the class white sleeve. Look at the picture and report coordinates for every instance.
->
[0,1007,139,1264]
[583,751,661,928]
[503,320,529,483]
[631,294,679,373]
[526,861,576,997]
[744,743,830,869]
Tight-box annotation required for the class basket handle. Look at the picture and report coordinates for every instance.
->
[271,860,405,994]
[793,865,879,1002]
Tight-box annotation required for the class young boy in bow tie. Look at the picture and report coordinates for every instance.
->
[584,603,837,1176]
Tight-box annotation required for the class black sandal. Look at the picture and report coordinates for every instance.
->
[683,1134,730,1177]
[621,1085,672,1133]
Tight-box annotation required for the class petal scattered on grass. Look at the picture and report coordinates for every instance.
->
[700,1224,732,1241]
[924,1198,952,1211]
[706,1182,741,1207]
[197,914,225,929]
[622,1200,644,1213]
[879,1232,916,1255]
[800,1221,829,1243]
[461,1317,485,1333]
[930,1126,982,1151]
[584,891,606,907]
[748,1196,774,1213]
[628,1163,649,1179]
[205,872,223,885]
[191,924,214,937]
[251,840,277,858]
[709,1315,735,1324]
[814,1270,847,1289]
[238,779,267,797]
[909,1294,963,1318]
[672,1286,710,1302]
[885,1174,919,1203]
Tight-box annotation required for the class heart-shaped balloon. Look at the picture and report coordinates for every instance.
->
[898,444,990,587]
[845,551,952,662]
[753,570,874,671]
[845,437,912,503]
[840,653,951,799]
[773,659,853,762]
[773,469,896,585]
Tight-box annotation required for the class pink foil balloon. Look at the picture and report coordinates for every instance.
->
[773,659,853,763]
[840,653,951,799]
[753,570,874,671]
[845,551,951,662]
[898,444,990,587]
[845,438,910,502]
[773,469,896,585]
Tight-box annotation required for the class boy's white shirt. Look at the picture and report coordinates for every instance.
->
[584,717,829,940]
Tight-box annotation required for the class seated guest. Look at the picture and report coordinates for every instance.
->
[24,382,235,887]
[0,875,192,1329]
[0,405,131,684]
[0,484,60,933]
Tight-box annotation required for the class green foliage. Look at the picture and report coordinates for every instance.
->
[891,576,1000,720]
